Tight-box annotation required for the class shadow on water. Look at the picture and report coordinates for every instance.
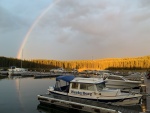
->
[37,104,90,113]
[37,103,146,113]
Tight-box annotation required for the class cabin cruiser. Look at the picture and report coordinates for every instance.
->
[104,75,142,89]
[48,75,142,106]
[8,66,28,75]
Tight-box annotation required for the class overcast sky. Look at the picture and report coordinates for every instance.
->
[0,0,150,60]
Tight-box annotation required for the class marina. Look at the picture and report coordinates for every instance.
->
[0,70,150,113]
[1,0,150,113]
[37,72,150,113]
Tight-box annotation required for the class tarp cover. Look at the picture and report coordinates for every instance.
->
[56,75,75,82]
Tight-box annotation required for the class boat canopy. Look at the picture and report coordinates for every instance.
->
[56,75,75,82]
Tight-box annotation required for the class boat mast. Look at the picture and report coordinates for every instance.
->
[21,49,23,68]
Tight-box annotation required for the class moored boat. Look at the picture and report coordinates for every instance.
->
[104,75,142,89]
[8,66,28,75]
[48,75,142,106]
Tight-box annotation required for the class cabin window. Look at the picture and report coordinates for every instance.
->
[72,83,78,89]
[80,83,95,91]
[11,66,16,69]
[55,80,69,91]
[96,82,105,91]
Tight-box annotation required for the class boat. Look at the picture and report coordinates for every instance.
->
[104,75,142,89]
[8,66,28,75]
[48,75,142,106]
[50,68,65,73]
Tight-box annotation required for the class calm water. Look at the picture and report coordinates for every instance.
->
[0,77,149,113]
[0,77,56,113]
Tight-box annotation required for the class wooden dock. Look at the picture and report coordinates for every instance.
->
[37,93,145,113]
[34,73,60,79]
[34,73,74,79]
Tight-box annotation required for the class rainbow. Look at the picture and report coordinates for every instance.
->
[17,0,60,59]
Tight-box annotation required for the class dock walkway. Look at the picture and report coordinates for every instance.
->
[38,93,143,113]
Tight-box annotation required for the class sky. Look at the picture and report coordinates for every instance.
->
[0,0,150,60]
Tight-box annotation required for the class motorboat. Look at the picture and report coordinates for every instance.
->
[48,75,142,106]
[104,75,142,89]
[8,66,28,75]
[50,68,65,73]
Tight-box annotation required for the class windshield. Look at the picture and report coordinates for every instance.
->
[96,82,105,91]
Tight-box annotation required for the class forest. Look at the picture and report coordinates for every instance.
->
[0,56,150,71]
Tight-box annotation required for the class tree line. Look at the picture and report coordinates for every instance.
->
[0,56,150,71]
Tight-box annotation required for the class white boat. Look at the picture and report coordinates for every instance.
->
[104,75,142,89]
[50,68,65,73]
[48,75,142,106]
[8,66,28,75]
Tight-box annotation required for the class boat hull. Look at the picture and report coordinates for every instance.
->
[49,90,142,106]
[105,80,141,89]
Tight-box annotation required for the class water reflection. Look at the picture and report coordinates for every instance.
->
[14,78,24,112]
[37,104,89,113]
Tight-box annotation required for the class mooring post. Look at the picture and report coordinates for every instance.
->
[140,84,147,100]
[141,77,144,84]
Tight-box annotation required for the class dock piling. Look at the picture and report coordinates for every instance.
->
[141,77,144,84]
[140,84,147,100]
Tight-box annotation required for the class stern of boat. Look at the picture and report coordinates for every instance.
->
[113,94,142,106]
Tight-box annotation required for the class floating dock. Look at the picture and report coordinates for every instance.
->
[34,73,74,79]
[38,93,144,113]
[34,73,59,79]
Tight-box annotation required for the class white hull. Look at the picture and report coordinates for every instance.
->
[8,71,27,75]
[8,66,28,75]
[105,80,141,89]
[104,75,141,89]
[49,89,142,106]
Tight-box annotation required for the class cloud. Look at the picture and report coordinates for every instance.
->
[0,6,29,57]
[13,0,150,60]
[0,0,54,58]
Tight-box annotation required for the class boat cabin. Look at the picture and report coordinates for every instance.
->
[69,77,106,97]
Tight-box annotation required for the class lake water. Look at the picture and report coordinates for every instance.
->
[0,77,149,113]
[0,77,56,113]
